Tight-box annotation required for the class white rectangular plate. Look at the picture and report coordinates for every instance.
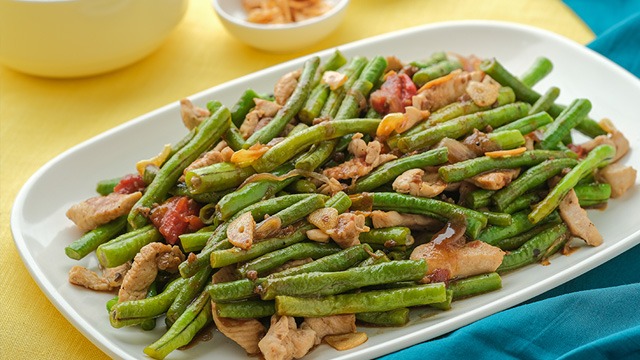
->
[11,20,640,360]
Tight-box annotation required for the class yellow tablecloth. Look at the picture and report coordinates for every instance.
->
[0,0,593,358]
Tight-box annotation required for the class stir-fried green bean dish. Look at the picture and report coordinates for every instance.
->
[65,50,637,359]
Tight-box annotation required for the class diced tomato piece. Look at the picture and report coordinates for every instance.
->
[370,73,417,115]
[114,174,146,194]
[150,196,204,245]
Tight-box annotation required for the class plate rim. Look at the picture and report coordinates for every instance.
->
[10,19,640,360]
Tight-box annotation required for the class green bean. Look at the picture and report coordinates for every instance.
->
[356,308,410,327]
[128,104,230,229]
[396,102,530,152]
[412,58,462,87]
[320,56,368,119]
[245,57,320,146]
[96,225,162,268]
[540,99,591,150]
[529,87,560,115]
[486,130,525,150]
[356,250,390,267]
[165,266,212,328]
[275,283,447,317]
[238,242,342,277]
[438,150,573,183]
[207,278,258,303]
[491,158,579,212]
[335,56,387,120]
[321,49,348,72]
[369,192,488,239]
[255,194,326,236]
[351,147,449,193]
[252,119,381,173]
[478,210,559,246]
[299,83,330,124]
[210,224,312,268]
[288,123,309,137]
[223,123,246,151]
[230,89,261,127]
[169,183,223,204]
[479,58,605,138]
[574,183,611,207]
[185,162,256,194]
[262,260,427,300]
[271,243,374,278]
[359,227,414,247]
[498,223,570,272]
[519,57,553,87]
[180,230,213,253]
[494,220,562,251]
[215,300,275,319]
[529,144,615,223]
[482,211,513,226]
[285,179,317,193]
[493,111,553,134]
[140,282,158,331]
[144,291,212,359]
[448,272,502,300]
[215,163,299,222]
[294,137,336,171]
[65,216,127,260]
[464,189,494,209]
[179,194,314,278]
[96,176,121,195]
[501,192,541,214]
[110,277,187,327]
[410,51,447,68]
[398,87,516,142]
[547,103,606,138]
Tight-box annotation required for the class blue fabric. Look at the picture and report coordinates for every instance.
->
[382,5,640,359]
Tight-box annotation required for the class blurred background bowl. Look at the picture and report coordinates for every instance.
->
[0,0,188,78]
[212,0,349,53]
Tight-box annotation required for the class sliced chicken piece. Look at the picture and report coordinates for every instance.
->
[462,129,500,156]
[301,314,356,345]
[274,69,301,105]
[118,242,184,302]
[325,213,370,249]
[240,98,282,139]
[392,169,447,198]
[258,315,316,360]
[68,262,131,291]
[416,70,485,111]
[467,169,520,190]
[212,303,266,355]
[179,98,210,130]
[370,210,442,230]
[410,222,505,282]
[66,191,142,232]
[596,163,637,198]
[183,146,234,177]
[579,131,629,163]
[559,189,603,246]
[323,134,396,180]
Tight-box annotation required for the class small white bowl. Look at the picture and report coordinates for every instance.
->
[0,0,188,78]
[212,0,349,53]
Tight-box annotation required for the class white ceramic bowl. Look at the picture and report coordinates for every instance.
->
[0,0,188,78]
[212,0,349,53]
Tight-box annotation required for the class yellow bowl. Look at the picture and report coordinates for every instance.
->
[212,0,350,53]
[0,0,188,78]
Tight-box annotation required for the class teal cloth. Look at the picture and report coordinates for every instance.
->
[382,5,640,359]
